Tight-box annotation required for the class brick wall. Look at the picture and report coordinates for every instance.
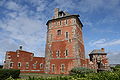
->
[3,50,45,73]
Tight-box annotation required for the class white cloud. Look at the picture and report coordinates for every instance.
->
[107,51,120,64]
[5,1,20,10]
[89,39,120,47]
[0,0,48,65]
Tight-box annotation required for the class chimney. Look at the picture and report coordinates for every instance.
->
[54,8,59,18]
[101,48,105,52]
[19,46,22,50]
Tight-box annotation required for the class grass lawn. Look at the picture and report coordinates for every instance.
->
[20,73,68,79]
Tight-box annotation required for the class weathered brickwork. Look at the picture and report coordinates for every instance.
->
[45,8,85,74]
[3,8,109,74]
[88,48,110,71]
[3,50,45,73]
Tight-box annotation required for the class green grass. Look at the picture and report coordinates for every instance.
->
[20,73,68,79]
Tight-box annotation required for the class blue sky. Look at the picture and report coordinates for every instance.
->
[0,0,120,65]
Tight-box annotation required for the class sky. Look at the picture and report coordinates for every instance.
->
[0,0,120,65]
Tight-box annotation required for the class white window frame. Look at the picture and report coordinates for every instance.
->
[40,63,43,69]
[56,50,60,57]
[52,64,55,72]
[26,62,29,69]
[18,62,21,68]
[33,63,37,69]
[65,49,68,56]
[57,30,62,35]
[65,32,69,40]
[61,64,65,72]
[10,62,13,68]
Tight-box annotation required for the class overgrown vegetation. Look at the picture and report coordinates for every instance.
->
[3,66,120,80]
[70,67,96,75]
[0,65,3,69]
[26,71,120,80]
[0,69,20,80]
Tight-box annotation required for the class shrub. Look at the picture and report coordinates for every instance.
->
[0,69,20,80]
[70,67,96,75]
[115,65,120,68]
[26,71,120,80]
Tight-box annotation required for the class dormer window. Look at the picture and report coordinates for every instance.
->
[57,30,61,35]
[59,13,62,17]
[58,11,65,17]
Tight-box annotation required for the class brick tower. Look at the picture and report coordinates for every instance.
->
[45,8,85,74]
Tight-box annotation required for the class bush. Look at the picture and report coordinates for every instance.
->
[26,71,120,80]
[115,65,120,68]
[70,67,96,75]
[0,69,20,80]
[0,65,3,69]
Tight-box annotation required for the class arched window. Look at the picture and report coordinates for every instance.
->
[40,63,43,69]
[10,62,13,68]
[52,64,55,72]
[57,30,61,35]
[61,64,65,72]
[18,62,21,68]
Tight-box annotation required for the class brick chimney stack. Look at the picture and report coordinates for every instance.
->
[19,45,22,50]
[54,8,59,19]
[101,48,105,52]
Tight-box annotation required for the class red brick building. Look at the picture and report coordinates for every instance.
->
[45,8,85,74]
[3,48,45,73]
[88,48,110,71]
[3,8,109,74]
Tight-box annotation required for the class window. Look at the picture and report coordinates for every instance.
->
[18,62,21,68]
[40,63,43,69]
[60,21,61,25]
[57,30,61,35]
[26,62,29,68]
[50,34,52,41]
[65,32,69,39]
[10,62,13,68]
[61,64,65,72]
[56,50,60,57]
[33,63,36,69]
[65,49,68,56]
[55,21,57,25]
[72,19,76,24]
[65,20,67,24]
[17,54,19,57]
[52,64,55,72]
